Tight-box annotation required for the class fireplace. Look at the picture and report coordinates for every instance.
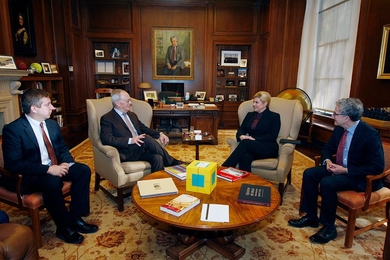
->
[0,69,29,134]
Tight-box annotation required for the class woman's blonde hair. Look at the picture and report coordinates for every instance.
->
[252,91,271,106]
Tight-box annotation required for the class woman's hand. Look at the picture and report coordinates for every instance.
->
[240,135,255,141]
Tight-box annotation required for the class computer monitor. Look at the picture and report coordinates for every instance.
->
[161,82,184,97]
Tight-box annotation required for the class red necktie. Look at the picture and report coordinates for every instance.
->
[251,113,263,130]
[40,122,58,165]
[336,130,348,166]
[171,46,176,62]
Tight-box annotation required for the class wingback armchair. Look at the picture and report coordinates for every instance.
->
[86,97,155,211]
[227,97,303,203]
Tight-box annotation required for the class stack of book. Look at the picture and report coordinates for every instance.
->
[160,194,200,217]
[164,164,187,180]
[217,167,250,182]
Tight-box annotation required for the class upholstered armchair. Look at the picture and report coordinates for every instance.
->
[227,97,303,203]
[86,97,155,211]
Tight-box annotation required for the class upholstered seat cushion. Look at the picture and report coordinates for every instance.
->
[337,187,390,210]
[251,158,278,170]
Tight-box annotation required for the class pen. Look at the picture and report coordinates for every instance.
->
[205,204,209,220]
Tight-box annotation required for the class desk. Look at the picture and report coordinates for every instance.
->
[132,170,280,260]
[153,105,219,144]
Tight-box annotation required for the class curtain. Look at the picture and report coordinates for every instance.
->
[296,0,361,111]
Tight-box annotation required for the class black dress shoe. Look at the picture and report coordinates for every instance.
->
[309,226,337,244]
[288,216,319,228]
[56,227,84,244]
[74,217,99,234]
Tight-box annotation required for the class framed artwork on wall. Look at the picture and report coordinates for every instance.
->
[8,0,36,56]
[377,24,390,79]
[152,27,194,80]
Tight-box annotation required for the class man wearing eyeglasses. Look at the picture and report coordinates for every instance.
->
[100,89,184,172]
[288,98,384,244]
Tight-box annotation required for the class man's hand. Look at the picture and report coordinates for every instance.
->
[132,134,146,147]
[47,163,70,177]
[159,133,169,145]
[326,160,348,175]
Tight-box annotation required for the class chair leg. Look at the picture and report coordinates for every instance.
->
[117,187,124,212]
[278,183,284,205]
[29,208,43,248]
[344,208,358,248]
[94,172,101,191]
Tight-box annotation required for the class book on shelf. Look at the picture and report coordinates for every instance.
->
[237,183,271,206]
[217,167,250,182]
[164,164,187,180]
[137,177,178,198]
[160,194,200,217]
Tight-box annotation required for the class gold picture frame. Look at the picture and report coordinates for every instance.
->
[143,90,158,101]
[152,27,194,80]
[377,24,390,79]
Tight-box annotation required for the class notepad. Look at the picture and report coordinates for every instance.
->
[200,204,229,222]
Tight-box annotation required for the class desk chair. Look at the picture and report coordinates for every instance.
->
[157,91,182,133]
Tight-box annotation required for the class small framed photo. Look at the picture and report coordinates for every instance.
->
[50,64,59,73]
[240,59,247,67]
[215,94,224,101]
[95,49,104,58]
[237,68,247,77]
[122,77,129,84]
[229,94,238,101]
[0,55,17,69]
[238,80,247,87]
[221,50,241,66]
[41,63,52,74]
[110,47,121,58]
[122,62,129,75]
[143,90,158,101]
[228,71,235,77]
[225,80,235,87]
[195,91,206,101]
[217,69,225,77]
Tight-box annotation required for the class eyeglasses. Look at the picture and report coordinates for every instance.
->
[332,111,344,116]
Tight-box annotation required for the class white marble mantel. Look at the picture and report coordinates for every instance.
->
[0,69,29,133]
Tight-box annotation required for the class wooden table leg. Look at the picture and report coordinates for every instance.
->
[195,142,199,160]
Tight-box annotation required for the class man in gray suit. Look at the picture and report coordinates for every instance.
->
[100,89,183,172]
[164,36,185,75]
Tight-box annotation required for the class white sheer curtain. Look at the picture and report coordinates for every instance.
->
[297,0,361,111]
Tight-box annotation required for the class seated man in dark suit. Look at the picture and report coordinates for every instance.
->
[1,88,98,244]
[100,89,183,172]
[288,98,384,244]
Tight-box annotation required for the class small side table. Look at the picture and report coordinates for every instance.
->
[182,133,215,160]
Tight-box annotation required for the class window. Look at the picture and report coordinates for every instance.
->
[297,0,361,111]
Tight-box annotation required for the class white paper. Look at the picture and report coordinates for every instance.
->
[200,204,229,222]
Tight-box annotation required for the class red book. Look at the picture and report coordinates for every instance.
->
[217,167,250,182]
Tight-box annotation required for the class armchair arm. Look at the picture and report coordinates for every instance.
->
[226,137,238,154]
[362,167,390,211]
[0,167,24,206]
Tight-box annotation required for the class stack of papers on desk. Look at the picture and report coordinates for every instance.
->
[200,204,229,222]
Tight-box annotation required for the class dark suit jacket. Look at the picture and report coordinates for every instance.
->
[100,109,160,161]
[321,121,384,190]
[236,108,281,152]
[1,115,73,181]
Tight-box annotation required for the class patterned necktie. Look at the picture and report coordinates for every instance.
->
[336,130,348,166]
[122,113,137,138]
[251,113,263,130]
[40,122,58,165]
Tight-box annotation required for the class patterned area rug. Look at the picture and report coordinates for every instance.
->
[1,130,386,259]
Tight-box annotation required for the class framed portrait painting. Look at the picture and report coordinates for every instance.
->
[152,27,194,80]
[377,24,390,79]
[8,0,36,56]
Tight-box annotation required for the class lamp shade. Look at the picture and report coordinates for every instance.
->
[137,82,151,89]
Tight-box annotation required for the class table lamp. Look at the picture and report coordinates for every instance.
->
[137,82,151,100]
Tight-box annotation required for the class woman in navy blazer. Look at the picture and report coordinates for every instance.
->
[222,91,281,172]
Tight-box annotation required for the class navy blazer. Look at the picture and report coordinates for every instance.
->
[236,108,281,152]
[100,109,160,161]
[322,121,384,190]
[2,115,73,177]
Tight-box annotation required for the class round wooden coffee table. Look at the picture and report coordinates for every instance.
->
[132,169,280,260]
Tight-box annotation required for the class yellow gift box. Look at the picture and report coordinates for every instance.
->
[186,160,217,194]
